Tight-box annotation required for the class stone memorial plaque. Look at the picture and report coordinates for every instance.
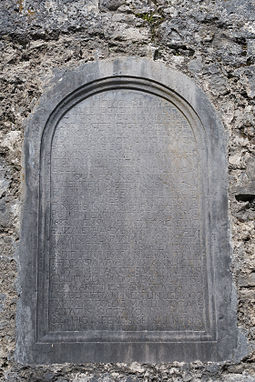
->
[17,58,238,364]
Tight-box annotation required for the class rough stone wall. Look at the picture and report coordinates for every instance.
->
[0,0,255,380]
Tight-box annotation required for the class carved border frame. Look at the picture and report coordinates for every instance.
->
[38,76,215,343]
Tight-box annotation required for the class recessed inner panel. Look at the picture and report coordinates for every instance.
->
[49,90,206,332]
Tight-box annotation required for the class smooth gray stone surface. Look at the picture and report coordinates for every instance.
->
[17,57,238,364]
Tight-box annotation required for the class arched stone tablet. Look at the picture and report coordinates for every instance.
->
[17,58,238,364]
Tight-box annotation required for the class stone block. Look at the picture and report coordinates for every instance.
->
[17,57,238,364]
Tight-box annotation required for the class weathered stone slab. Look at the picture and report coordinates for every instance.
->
[17,57,238,364]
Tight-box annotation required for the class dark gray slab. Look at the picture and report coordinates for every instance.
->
[17,57,238,364]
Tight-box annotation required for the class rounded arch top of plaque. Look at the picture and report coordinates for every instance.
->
[17,57,238,364]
